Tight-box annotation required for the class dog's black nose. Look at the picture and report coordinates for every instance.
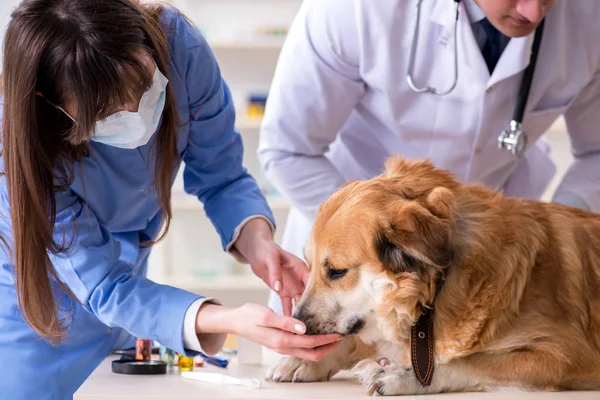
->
[292,307,320,335]
[346,318,365,335]
[292,307,306,322]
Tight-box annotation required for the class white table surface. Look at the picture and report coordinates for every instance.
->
[74,354,600,400]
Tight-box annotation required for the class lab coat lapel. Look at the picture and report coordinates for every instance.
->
[430,0,537,89]
[429,0,489,93]
[487,27,536,88]
[428,0,460,48]
[428,0,453,28]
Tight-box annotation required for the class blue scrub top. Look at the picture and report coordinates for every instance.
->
[0,7,274,399]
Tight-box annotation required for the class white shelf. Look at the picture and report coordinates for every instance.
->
[171,194,289,210]
[208,39,284,50]
[185,0,300,2]
[236,115,263,130]
[162,273,268,292]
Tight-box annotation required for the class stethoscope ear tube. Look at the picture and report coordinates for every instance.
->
[406,0,461,95]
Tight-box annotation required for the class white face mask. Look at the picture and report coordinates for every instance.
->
[91,64,169,149]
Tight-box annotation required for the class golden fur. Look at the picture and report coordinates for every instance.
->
[267,157,600,395]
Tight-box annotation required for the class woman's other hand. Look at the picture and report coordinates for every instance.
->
[233,218,309,316]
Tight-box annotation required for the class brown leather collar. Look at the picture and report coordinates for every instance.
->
[410,270,448,387]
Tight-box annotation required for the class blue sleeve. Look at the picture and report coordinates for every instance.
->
[50,189,201,356]
[170,12,275,250]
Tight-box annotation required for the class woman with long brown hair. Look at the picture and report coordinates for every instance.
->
[0,1,341,398]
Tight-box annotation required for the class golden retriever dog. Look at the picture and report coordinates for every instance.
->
[266,156,600,395]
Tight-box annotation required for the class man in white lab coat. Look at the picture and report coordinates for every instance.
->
[258,0,600,313]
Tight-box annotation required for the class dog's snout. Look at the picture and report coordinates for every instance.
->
[292,301,342,335]
[292,306,307,323]
[346,318,365,335]
[293,306,318,335]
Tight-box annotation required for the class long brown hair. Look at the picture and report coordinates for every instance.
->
[1,0,178,343]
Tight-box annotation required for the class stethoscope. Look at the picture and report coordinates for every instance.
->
[406,0,546,158]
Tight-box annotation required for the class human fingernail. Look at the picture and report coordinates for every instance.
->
[274,281,282,292]
[336,337,344,342]
[294,324,306,334]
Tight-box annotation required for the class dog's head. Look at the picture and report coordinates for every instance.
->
[295,157,459,342]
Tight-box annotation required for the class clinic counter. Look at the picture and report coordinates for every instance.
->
[74,354,369,400]
[75,356,600,400]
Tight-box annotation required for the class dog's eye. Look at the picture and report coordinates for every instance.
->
[327,268,348,280]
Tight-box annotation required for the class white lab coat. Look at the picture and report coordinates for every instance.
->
[257,0,600,313]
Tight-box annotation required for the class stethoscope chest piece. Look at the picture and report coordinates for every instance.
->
[498,120,528,158]
[496,19,546,158]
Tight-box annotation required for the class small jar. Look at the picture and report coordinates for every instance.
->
[194,355,205,367]
[178,355,194,372]
[135,339,152,361]
[159,345,178,366]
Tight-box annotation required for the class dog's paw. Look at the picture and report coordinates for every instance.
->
[266,356,333,383]
[353,358,417,396]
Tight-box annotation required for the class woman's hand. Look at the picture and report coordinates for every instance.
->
[233,218,309,316]
[196,303,342,362]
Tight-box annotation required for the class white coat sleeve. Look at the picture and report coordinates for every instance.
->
[552,64,600,213]
[257,0,365,218]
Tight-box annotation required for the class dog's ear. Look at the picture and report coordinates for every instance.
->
[383,157,460,198]
[375,194,455,273]
[375,222,454,274]
[424,187,456,220]
[409,208,454,267]
[375,228,423,274]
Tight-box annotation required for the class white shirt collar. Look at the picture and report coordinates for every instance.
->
[463,0,486,23]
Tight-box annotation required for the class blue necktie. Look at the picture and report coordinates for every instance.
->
[480,18,502,73]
